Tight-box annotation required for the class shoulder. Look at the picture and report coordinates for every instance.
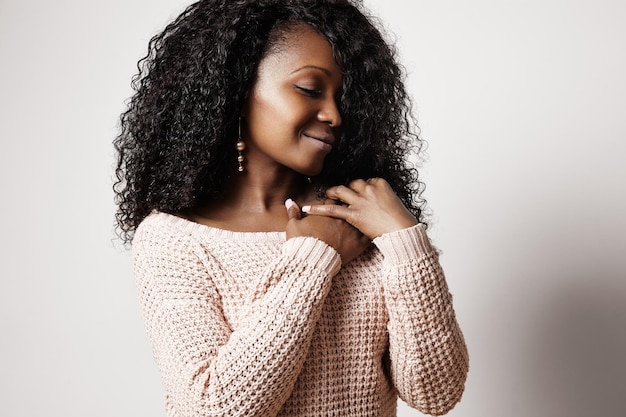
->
[137,210,204,233]
[131,212,225,292]
[132,211,207,264]
[135,210,193,242]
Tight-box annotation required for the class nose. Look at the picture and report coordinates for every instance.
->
[317,98,342,128]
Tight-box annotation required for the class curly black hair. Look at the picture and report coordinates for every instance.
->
[114,0,427,243]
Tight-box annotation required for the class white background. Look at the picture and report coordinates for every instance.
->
[1,0,625,416]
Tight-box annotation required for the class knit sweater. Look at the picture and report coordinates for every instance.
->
[133,211,468,417]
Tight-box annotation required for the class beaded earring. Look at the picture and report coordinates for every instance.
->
[236,117,246,172]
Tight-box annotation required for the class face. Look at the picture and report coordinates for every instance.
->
[241,24,343,177]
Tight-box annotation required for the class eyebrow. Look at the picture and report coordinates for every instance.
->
[290,65,333,76]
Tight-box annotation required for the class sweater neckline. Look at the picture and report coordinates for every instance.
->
[153,211,287,242]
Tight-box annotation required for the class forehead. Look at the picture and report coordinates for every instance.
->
[257,24,341,78]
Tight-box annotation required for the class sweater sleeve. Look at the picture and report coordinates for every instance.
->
[372,225,469,416]
[133,219,341,417]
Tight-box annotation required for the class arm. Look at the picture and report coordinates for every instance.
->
[373,225,468,415]
[300,178,469,414]
[133,217,341,417]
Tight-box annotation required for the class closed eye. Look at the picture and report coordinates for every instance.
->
[294,85,322,97]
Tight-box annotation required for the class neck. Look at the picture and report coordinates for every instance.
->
[221,165,312,213]
[185,162,319,232]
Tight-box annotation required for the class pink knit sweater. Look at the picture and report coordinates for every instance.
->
[133,211,468,417]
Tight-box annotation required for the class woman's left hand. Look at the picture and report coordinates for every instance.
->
[302,178,418,239]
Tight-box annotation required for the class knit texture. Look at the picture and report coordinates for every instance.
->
[133,212,468,417]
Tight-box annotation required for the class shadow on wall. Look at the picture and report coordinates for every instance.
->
[524,276,626,416]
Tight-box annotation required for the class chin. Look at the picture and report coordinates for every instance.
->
[289,157,327,178]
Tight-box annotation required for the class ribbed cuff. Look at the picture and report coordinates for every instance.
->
[372,224,433,265]
[283,236,342,276]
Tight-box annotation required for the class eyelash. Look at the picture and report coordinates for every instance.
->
[294,85,322,97]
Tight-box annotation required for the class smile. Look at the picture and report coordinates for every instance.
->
[303,133,335,152]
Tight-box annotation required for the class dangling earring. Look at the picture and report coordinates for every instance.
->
[236,117,246,172]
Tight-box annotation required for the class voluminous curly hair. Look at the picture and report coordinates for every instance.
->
[114,0,427,243]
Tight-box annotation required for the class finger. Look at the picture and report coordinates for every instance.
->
[322,198,341,206]
[284,198,301,220]
[301,202,351,221]
[348,178,368,193]
[325,184,360,204]
[367,177,392,191]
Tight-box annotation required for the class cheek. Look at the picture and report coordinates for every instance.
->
[249,94,310,137]
[267,88,303,115]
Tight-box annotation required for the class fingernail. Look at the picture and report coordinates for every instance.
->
[285,198,294,209]
[301,205,311,213]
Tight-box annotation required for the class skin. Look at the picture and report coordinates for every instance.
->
[241,25,343,178]
[188,24,417,264]
[301,178,418,240]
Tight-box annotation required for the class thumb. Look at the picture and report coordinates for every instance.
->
[284,198,301,220]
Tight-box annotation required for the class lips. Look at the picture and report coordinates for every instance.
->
[303,132,336,146]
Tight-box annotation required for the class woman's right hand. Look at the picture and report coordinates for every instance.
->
[285,199,370,265]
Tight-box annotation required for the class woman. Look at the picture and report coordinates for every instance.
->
[114,0,468,416]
